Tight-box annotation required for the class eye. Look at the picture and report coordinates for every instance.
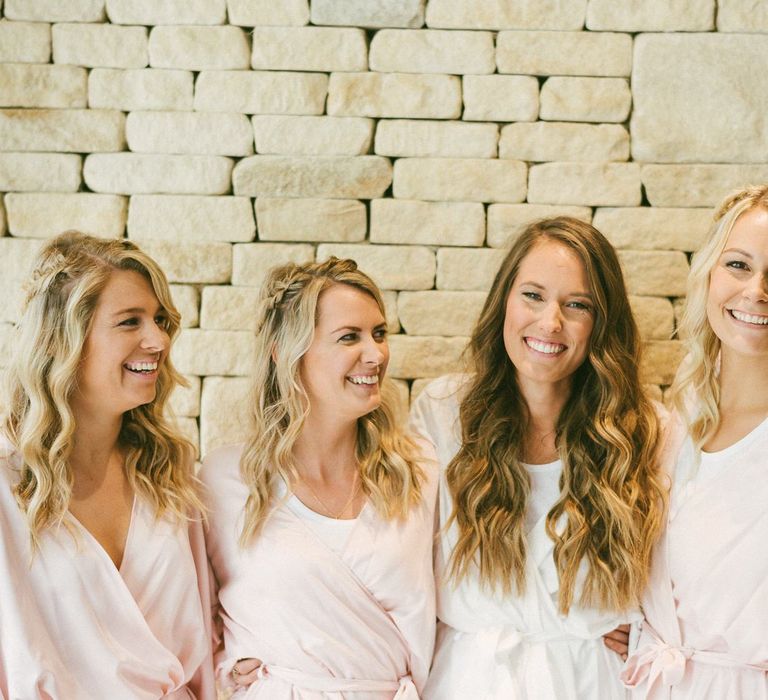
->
[338,332,359,343]
[154,313,170,329]
[566,301,592,312]
[522,291,542,301]
[118,317,139,327]
[373,327,388,341]
[725,259,749,271]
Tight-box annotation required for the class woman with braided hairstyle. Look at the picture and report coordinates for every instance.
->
[0,232,215,699]
[200,258,438,699]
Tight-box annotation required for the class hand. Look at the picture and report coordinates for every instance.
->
[231,657,265,687]
[603,623,630,661]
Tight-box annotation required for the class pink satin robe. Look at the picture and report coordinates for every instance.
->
[200,442,438,699]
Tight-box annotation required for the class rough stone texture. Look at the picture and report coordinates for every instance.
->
[89,69,193,111]
[52,23,147,69]
[149,26,249,70]
[619,251,689,297]
[387,335,466,379]
[370,199,484,246]
[0,238,44,322]
[426,0,586,30]
[0,64,86,108]
[5,192,126,238]
[0,196,5,236]
[232,242,314,287]
[369,29,494,74]
[375,120,498,158]
[528,163,641,206]
[173,329,254,376]
[717,0,768,31]
[233,156,392,199]
[126,111,253,156]
[228,0,309,26]
[106,0,226,25]
[436,248,507,291]
[317,244,435,290]
[641,164,768,207]
[632,34,768,163]
[0,109,125,153]
[170,375,201,417]
[4,0,104,21]
[194,71,327,115]
[200,286,261,330]
[500,123,629,162]
[486,204,592,248]
[394,158,526,203]
[200,376,250,455]
[256,198,366,242]
[311,0,424,28]
[328,72,461,119]
[593,207,712,251]
[497,31,632,77]
[630,296,675,341]
[84,154,233,195]
[0,153,81,192]
[251,27,367,72]
[587,0,714,31]
[462,75,539,122]
[253,116,373,156]
[0,21,51,63]
[398,291,486,336]
[641,340,686,386]
[170,285,199,328]
[128,195,255,242]
[540,77,631,123]
[132,240,232,283]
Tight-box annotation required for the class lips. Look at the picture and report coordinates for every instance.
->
[124,360,159,374]
[524,337,567,355]
[729,309,768,326]
[347,374,379,385]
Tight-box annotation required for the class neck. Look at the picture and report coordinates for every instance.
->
[718,350,768,414]
[69,405,124,483]
[517,377,570,432]
[293,412,358,479]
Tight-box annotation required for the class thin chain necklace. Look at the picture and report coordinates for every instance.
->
[300,469,361,520]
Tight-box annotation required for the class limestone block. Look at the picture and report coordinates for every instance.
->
[618,251,689,297]
[194,71,327,115]
[200,286,260,331]
[462,75,539,122]
[497,31,632,77]
[593,207,712,251]
[0,64,86,108]
[632,34,768,163]
[398,291,486,336]
[253,116,373,156]
[641,164,768,207]
[487,204,592,248]
[717,0,768,31]
[199,376,250,455]
[410,377,433,402]
[311,0,424,28]
[228,0,309,26]
[0,238,44,322]
[369,29,494,74]
[394,158,526,203]
[255,198,366,242]
[387,335,466,379]
[170,285,199,328]
[0,21,51,63]
[233,156,392,199]
[251,27,367,72]
[84,154,233,195]
[173,329,254,376]
[436,248,507,291]
[630,296,675,341]
[89,69,193,110]
[106,0,226,25]
[52,23,147,69]
[587,0,714,30]
[0,153,81,192]
[500,123,628,162]
[126,111,253,156]
[540,77,631,123]
[328,72,461,119]
[169,375,200,417]
[5,193,126,238]
[426,0,585,29]
[369,199,484,246]
[317,244,435,290]
[149,26,249,70]
[4,0,104,21]
[232,242,314,287]
[133,239,231,283]
[0,109,125,153]
[528,163,641,206]
[128,195,255,242]
[174,417,200,455]
[641,340,686,386]
[374,120,498,158]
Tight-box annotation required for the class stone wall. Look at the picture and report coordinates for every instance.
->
[1,1,767,454]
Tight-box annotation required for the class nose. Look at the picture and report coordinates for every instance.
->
[141,319,169,353]
[540,301,563,333]
[363,334,387,367]
[744,272,768,303]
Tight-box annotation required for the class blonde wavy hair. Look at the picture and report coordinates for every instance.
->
[447,217,667,614]
[671,184,768,446]
[2,231,201,547]
[238,257,424,545]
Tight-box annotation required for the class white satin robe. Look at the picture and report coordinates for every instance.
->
[0,436,215,700]
[200,442,438,699]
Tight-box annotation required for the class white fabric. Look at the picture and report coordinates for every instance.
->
[522,460,561,531]
[284,486,357,554]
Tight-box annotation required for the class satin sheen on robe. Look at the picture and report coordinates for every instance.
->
[199,441,438,699]
[410,375,638,700]
[0,436,215,700]
[622,413,768,699]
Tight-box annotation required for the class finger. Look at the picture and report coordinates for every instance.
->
[235,658,261,674]
[603,630,630,644]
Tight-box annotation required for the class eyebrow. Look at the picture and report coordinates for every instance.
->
[721,247,752,258]
[518,281,593,299]
[331,322,387,334]
[111,305,163,317]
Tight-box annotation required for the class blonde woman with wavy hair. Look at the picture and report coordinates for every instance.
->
[200,258,437,699]
[623,186,768,699]
[410,217,666,699]
[0,231,214,699]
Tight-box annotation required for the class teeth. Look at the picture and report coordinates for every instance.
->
[125,361,158,372]
[349,375,379,385]
[731,310,768,325]
[525,338,565,354]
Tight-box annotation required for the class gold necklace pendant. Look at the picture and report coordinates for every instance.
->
[300,470,360,520]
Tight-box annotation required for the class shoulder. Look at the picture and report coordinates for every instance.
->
[198,442,245,488]
[410,373,469,426]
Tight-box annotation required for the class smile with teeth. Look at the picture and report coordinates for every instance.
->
[348,374,379,385]
[525,337,566,354]
[729,309,768,326]
[124,361,159,374]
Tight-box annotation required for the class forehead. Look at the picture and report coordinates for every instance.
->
[316,283,383,324]
[516,239,588,283]
[725,206,768,249]
[95,269,158,311]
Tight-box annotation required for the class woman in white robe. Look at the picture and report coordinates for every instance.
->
[622,186,768,698]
